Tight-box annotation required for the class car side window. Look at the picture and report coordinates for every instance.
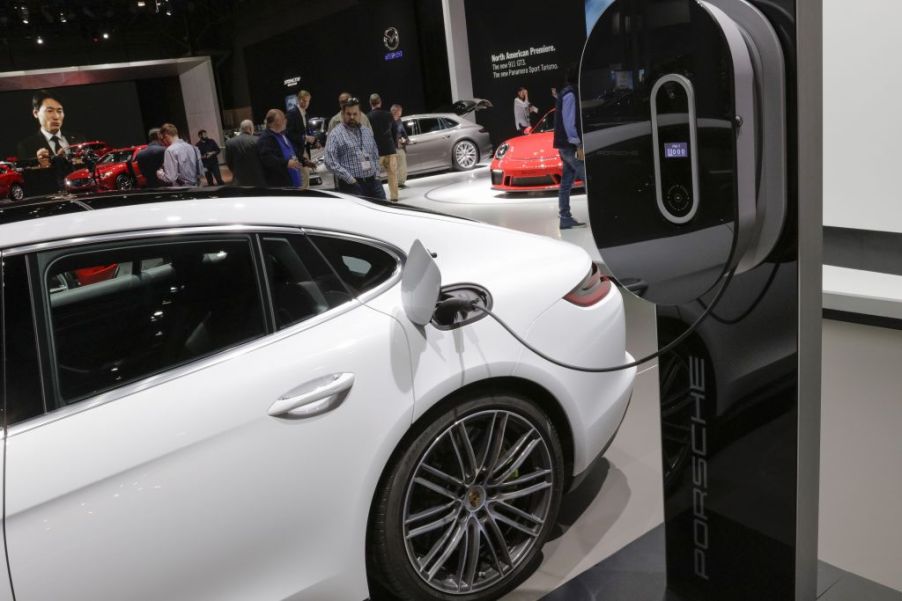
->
[440,117,459,129]
[2,254,45,426]
[308,235,399,295]
[404,119,420,136]
[535,111,556,133]
[260,234,353,329]
[418,118,444,134]
[41,236,266,404]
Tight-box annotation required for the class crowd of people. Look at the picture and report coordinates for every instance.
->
[14,87,413,203]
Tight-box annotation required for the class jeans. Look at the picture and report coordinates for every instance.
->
[558,147,585,221]
[204,161,224,186]
[337,176,386,200]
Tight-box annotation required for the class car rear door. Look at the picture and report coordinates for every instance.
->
[2,228,413,600]
[407,117,449,171]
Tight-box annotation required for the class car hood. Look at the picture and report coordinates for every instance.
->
[497,132,559,161]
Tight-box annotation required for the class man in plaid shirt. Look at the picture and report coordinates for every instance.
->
[324,97,386,200]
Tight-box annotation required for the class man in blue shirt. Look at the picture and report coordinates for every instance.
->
[553,65,587,229]
[325,97,386,200]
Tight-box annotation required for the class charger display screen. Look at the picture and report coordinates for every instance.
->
[664,142,689,158]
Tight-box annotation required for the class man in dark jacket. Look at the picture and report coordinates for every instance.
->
[553,65,587,229]
[367,93,399,202]
[196,130,225,185]
[135,128,167,188]
[226,120,266,187]
[256,109,304,188]
[17,90,85,165]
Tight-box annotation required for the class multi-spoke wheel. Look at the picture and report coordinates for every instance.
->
[369,394,563,600]
[8,183,24,201]
[452,140,479,171]
[115,174,134,191]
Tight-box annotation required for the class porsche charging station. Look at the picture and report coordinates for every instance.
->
[581,0,821,599]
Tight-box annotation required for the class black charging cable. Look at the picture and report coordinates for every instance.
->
[434,267,738,373]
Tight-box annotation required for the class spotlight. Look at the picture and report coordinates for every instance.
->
[137,0,146,5]
[59,12,67,23]
[36,36,43,45]
[19,6,29,24]
[102,32,110,39]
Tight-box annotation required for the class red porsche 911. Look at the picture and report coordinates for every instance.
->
[490,109,584,192]
[65,145,147,193]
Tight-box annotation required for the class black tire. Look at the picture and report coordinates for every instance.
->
[369,392,564,601]
[115,174,134,190]
[452,139,480,171]
[8,183,24,201]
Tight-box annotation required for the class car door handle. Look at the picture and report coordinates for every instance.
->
[268,373,355,419]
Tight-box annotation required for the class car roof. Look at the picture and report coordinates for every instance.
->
[402,113,468,121]
[0,187,468,233]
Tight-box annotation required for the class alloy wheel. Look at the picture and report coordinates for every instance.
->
[116,175,133,190]
[10,184,24,201]
[401,409,554,595]
[454,141,478,170]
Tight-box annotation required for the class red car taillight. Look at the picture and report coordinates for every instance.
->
[564,264,611,307]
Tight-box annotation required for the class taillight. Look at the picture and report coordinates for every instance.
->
[564,264,611,307]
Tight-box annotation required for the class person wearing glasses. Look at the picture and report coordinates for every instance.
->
[324,97,386,200]
[327,91,371,133]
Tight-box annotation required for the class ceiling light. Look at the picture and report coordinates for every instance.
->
[59,12,67,23]
[36,36,43,45]
[102,32,110,39]
[137,0,146,6]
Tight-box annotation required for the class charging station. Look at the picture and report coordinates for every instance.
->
[582,0,821,599]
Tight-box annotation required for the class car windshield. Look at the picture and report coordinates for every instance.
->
[533,110,556,133]
[100,150,133,164]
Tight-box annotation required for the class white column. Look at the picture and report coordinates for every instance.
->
[178,58,224,159]
[442,0,475,119]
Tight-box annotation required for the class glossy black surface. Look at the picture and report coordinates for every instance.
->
[582,0,740,305]
[584,0,805,599]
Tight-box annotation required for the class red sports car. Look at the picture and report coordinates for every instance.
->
[0,162,25,201]
[65,145,147,193]
[490,109,584,192]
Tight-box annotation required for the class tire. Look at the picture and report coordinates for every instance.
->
[452,139,479,171]
[8,183,24,201]
[369,393,564,601]
[115,174,134,191]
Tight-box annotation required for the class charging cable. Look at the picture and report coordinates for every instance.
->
[434,267,737,373]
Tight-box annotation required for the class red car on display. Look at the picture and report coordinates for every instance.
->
[65,145,147,193]
[0,162,25,201]
[490,109,584,192]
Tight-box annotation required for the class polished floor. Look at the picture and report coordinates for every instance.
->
[366,165,902,598]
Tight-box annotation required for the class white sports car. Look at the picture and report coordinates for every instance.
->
[0,190,635,601]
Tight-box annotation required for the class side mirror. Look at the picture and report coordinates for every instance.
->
[401,239,441,327]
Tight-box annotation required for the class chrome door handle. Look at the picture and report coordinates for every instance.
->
[269,373,355,419]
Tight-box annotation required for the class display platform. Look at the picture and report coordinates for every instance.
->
[542,525,902,601]
[421,165,579,206]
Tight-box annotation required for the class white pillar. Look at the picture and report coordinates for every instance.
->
[179,58,224,156]
[442,0,475,119]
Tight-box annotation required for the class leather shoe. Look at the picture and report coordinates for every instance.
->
[560,218,586,229]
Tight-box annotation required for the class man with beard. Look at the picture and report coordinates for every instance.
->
[327,91,371,132]
[324,97,384,199]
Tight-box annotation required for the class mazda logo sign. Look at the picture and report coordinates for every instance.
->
[383,27,400,51]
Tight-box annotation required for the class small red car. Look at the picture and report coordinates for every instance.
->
[0,162,26,201]
[489,109,584,192]
[65,145,147,193]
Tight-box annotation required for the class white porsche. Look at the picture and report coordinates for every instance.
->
[0,190,634,601]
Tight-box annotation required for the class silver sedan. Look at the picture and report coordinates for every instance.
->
[401,112,493,174]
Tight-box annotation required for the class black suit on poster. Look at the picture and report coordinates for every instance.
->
[16,131,85,163]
